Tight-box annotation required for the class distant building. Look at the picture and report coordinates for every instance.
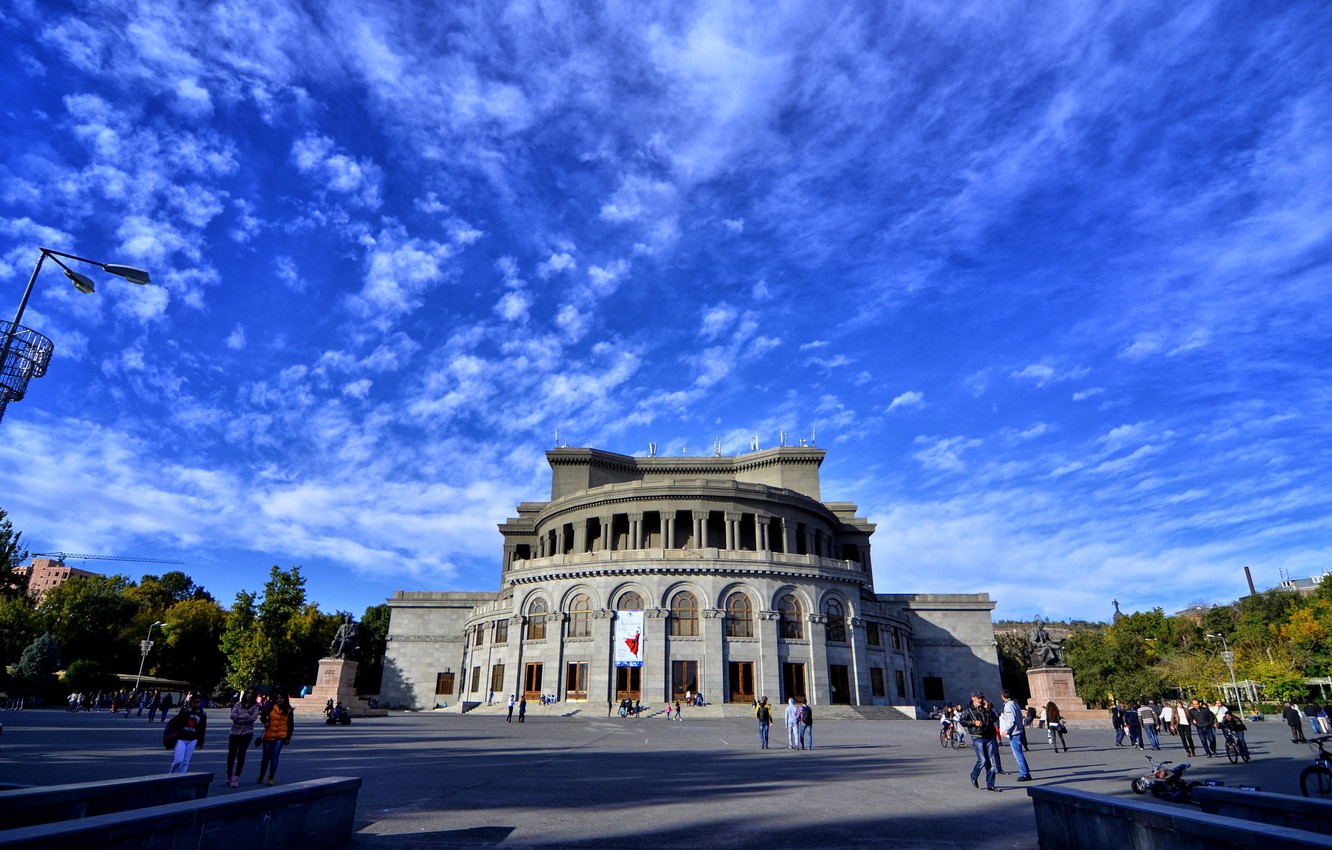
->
[1279,573,1330,596]
[381,446,1001,713]
[13,557,99,603]
[1173,604,1210,624]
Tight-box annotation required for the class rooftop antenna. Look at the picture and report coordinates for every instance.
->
[554,427,560,448]
[648,441,657,457]
[751,435,759,452]
[713,438,722,457]
[779,430,787,446]
[682,445,688,455]
[810,426,816,446]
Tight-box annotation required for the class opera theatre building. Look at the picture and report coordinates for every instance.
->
[381,446,1001,713]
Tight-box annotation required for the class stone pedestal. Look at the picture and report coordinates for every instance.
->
[291,657,387,718]
[1026,665,1109,728]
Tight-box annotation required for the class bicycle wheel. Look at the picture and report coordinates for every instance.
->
[939,728,949,748]
[1301,765,1332,798]
[1225,741,1239,765]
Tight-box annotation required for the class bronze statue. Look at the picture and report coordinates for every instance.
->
[1027,617,1063,667]
[330,614,359,660]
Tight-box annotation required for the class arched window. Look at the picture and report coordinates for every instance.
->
[618,591,643,610]
[779,594,804,640]
[568,593,592,638]
[526,598,547,641]
[725,592,753,638]
[670,591,698,636]
[824,598,847,643]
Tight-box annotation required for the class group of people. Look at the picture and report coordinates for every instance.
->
[66,688,179,720]
[1110,698,1249,762]
[752,697,813,749]
[163,689,297,786]
[1283,701,1332,741]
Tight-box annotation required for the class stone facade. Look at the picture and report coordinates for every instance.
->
[381,447,1001,712]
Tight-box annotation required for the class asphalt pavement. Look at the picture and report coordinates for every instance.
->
[0,707,1314,849]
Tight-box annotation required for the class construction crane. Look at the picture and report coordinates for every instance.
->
[35,552,186,566]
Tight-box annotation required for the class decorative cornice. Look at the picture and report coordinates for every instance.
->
[387,634,461,643]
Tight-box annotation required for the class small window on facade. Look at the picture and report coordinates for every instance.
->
[474,623,485,646]
[922,675,944,701]
[824,598,847,642]
[495,620,508,643]
[725,592,753,638]
[896,670,908,698]
[526,599,547,641]
[618,590,643,610]
[779,594,804,640]
[569,593,592,637]
[891,626,902,650]
[870,667,885,697]
[435,672,455,695]
[470,666,481,693]
[866,621,881,646]
[670,591,699,636]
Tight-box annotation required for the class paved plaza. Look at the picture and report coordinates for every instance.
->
[0,707,1312,848]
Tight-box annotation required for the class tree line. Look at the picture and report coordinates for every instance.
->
[0,508,389,701]
[998,583,1330,709]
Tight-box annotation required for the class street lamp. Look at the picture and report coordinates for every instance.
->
[0,246,152,423]
[1206,633,1245,716]
[134,620,167,692]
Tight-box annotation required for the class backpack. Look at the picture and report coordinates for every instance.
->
[162,715,179,750]
[800,705,812,724]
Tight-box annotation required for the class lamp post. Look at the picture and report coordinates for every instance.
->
[1206,633,1244,715]
[134,620,167,692]
[0,246,152,423]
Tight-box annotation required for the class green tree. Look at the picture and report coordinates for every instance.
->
[355,604,391,694]
[63,658,120,695]
[0,594,41,672]
[157,597,228,684]
[220,566,340,691]
[0,508,28,597]
[12,633,61,697]
[38,574,141,671]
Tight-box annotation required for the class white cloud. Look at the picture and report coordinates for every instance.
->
[700,304,738,340]
[887,391,924,411]
[291,134,383,208]
[537,252,576,278]
[226,326,246,350]
[496,291,531,322]
[912,435,982,472]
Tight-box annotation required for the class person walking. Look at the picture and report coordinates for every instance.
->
[1140,701,1161,750]
[158,692,173,723]
[1174,700,1197,756]
[1190,699,1217,758]
[1286,702,1309,743]
[167,695,207,774]
[798,702,814,750]
[1111,702,1126,746]
[784,698,801,749]
[1125,702,1143,749]
[962,691,1000,791]
[226,689,260,788]
[756,697,772,749]
[506,694,515,722]
[518,696,527,723]
[1046,702,1067,752]
[999,691,1033,781]
[257,691,294,785]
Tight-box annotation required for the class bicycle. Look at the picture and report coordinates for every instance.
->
[1301,735,1332,798]
[938,722,966,749]
[1219,727,1241,764]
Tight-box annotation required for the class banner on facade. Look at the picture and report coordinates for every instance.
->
[615,610,644,668]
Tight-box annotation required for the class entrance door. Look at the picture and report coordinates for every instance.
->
[781,662,807,704]
[615,666,642,701]
[728,661,754,703]
[829,664,851,704]
[523,662,544,700]
[566,662,588,700]
[671,660,698,701]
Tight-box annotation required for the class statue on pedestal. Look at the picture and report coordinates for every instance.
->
[330,614,359,660]
[1027,617,1064,668]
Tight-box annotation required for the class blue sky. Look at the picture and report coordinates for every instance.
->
[1,1,1329,623]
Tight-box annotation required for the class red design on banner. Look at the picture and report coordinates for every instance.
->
[624,631,641,657]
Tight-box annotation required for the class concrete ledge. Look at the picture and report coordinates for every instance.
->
[1028,786,1332,850]
[0,772,212,828]
[0,776,360,850]
[1193,786,1332,834]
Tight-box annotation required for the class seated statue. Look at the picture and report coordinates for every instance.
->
[330,614,359,660]
[1028,617,1064,667]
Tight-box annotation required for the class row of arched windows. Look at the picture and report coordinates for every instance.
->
[518,591,858,643]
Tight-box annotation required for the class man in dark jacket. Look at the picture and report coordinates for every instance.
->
[1190,699,1217,757]
[1111,702,1126,746]
[1285,702,1308,743]
[962,691,1001,791]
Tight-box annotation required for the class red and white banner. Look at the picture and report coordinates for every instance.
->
[615,610,644,668]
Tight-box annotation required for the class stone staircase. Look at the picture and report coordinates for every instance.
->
[452,701,919,721]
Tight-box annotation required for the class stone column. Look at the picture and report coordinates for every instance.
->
[848,617,867,705]
[644,608,670,703]
[511,616,527,701]
[629,513,643,550]
[590,609,614,705]
[701,608,725,702]
[808,613,830,705]
[664,509,676,549]
[757,611,781,701]
[555,525,566,556]
[724,512,738,550]
[549,611,568,698]
[694,513,706,549]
